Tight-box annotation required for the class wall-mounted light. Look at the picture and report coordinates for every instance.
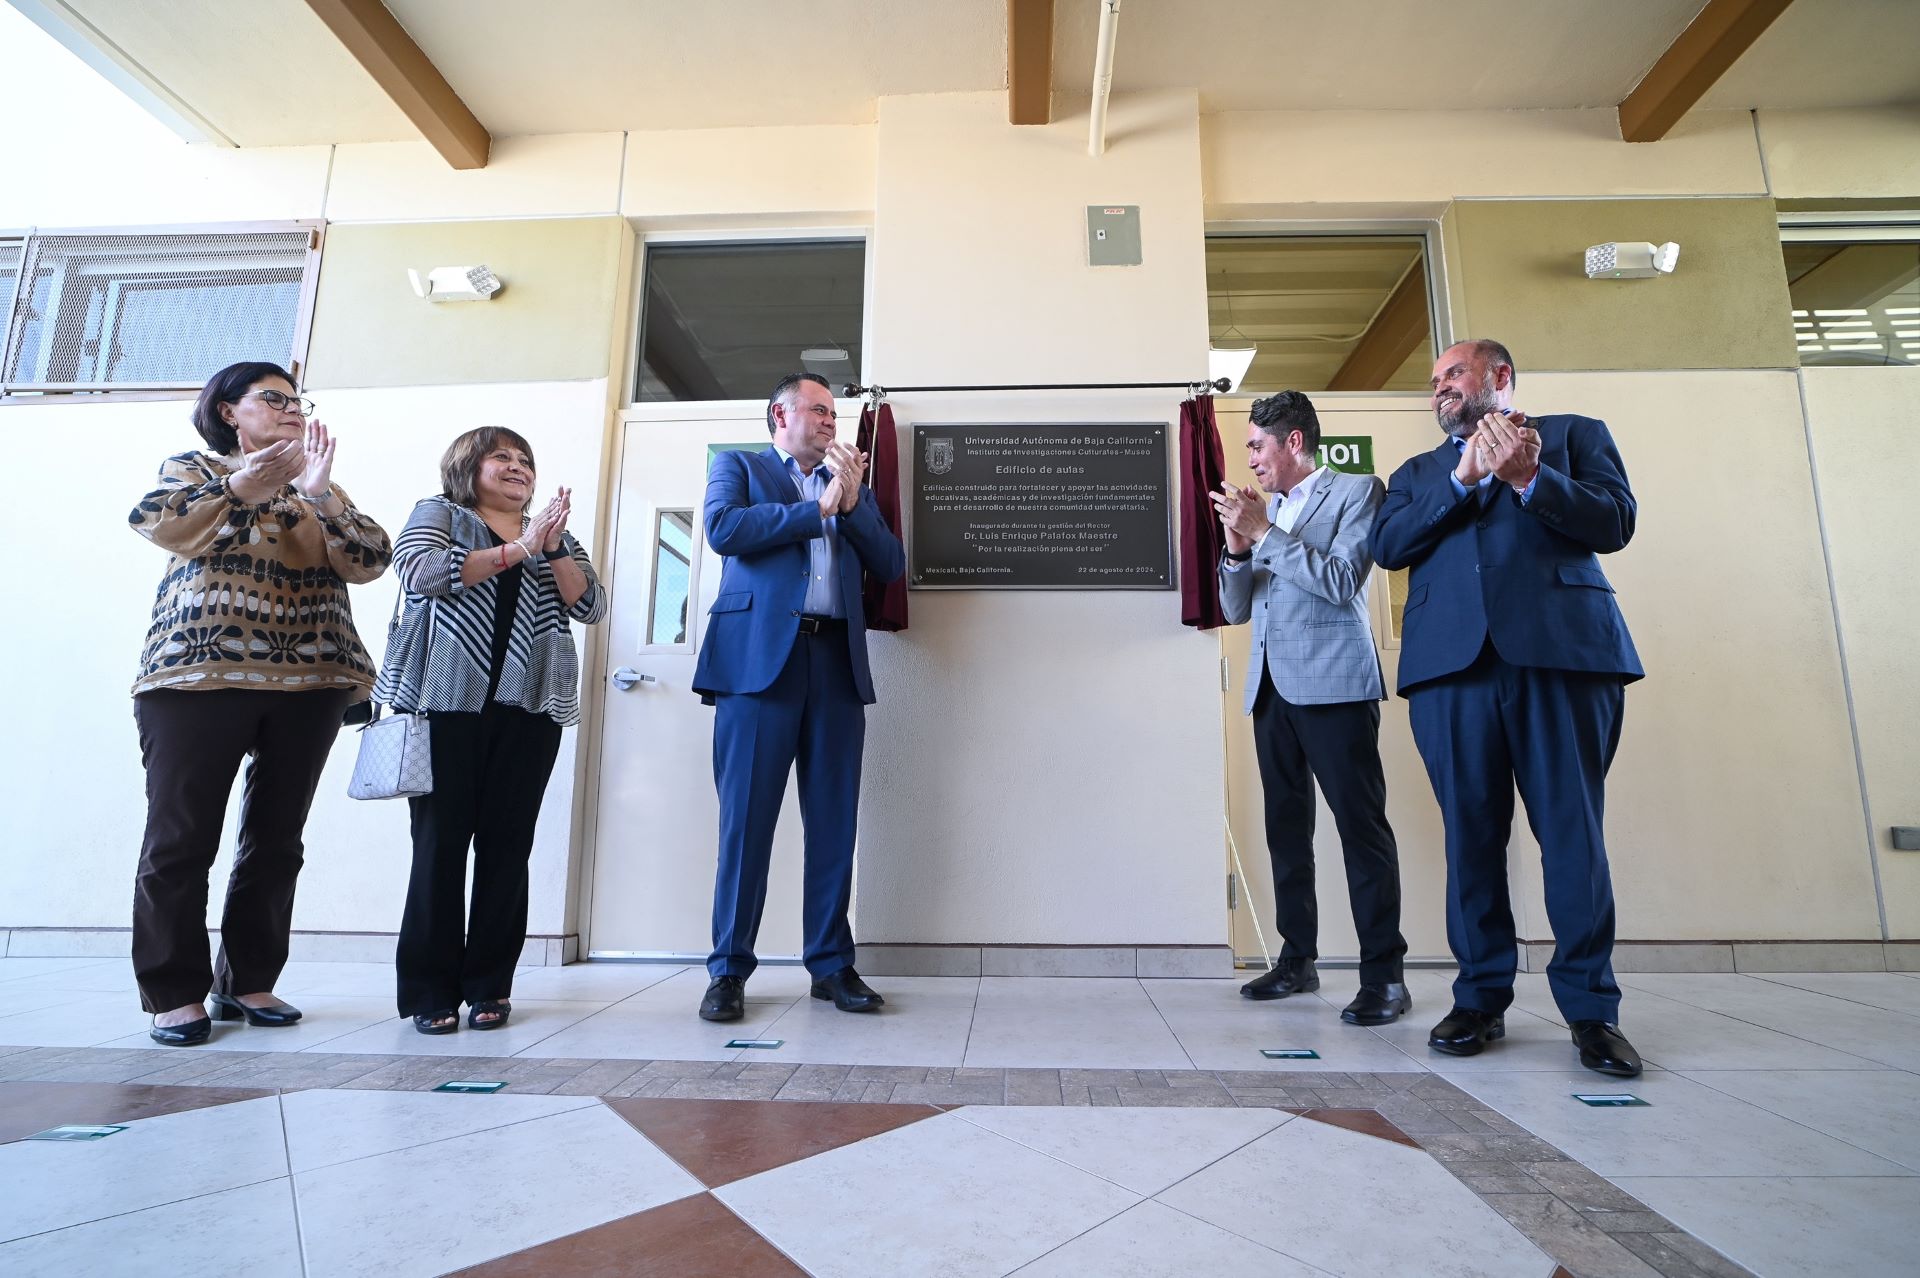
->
[1584,242,1679,280]
[407,265,504,302]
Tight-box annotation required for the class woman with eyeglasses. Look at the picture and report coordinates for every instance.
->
[129,361,391,1046]
[378,427,605,1035]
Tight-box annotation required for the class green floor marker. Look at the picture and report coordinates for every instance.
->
[1260,1049,1320,1060]
[27,1124,128,1141]
[726,1038,784,1049]
[434,1080,507,1093]
[1573,1093,1648,1107]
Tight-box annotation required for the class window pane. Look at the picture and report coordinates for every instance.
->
[1784,239,1920,367]
[646,510,694,646]
[3,231,308,387]
[1206,236,1434,394]
[636,240,864,402]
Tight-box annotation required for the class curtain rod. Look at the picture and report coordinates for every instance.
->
[843,379,1231,398]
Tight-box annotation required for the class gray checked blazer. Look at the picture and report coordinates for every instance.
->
[1218,468,1388,710]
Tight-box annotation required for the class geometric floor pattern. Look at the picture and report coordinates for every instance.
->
[3,957,1918,1276]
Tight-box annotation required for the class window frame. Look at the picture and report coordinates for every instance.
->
[0,219,325,403]
[1202,219,1453,400]
[1779,213,1920,370]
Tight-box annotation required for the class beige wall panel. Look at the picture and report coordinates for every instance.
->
[1484,371,1877,940]
[0,380,610,937]
[1451,199,1799,372]
[1202,109,1765,215]
[1759,108,1920,200]
[304,217,627,389]
[1802,367,1920,937]
[325,134,626,222]
[621,125,877,220]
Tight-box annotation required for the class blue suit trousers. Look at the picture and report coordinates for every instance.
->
[1407,643,1625,1023]
[708,630,864,980]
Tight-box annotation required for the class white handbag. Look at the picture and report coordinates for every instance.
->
[347,703,433,800]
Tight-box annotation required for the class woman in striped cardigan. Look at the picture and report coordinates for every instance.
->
[376,427,606,1034]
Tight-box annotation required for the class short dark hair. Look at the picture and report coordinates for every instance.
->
[440,426,537,510]
[191,361,297,454]
[766,372,832,435]
[1249,389,1321,455]
[1464,338,1517,391]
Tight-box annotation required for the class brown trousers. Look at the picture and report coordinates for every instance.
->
[131,688,349,1012]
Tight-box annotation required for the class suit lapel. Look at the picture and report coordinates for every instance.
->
[1294,470,1336,529]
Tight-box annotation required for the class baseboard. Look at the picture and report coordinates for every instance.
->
[857,943,1236,978]
[1517,939,1914,974]
[0,928,580,968]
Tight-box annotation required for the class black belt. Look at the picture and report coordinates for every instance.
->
[795,614,847,635]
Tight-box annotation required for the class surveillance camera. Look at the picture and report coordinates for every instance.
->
[1584,242,1679,280]
[407,265,503,302]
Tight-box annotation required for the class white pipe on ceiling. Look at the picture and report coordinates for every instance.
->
[1088,0,1122,158]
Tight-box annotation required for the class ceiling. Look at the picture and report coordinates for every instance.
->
[13,0,1920,148]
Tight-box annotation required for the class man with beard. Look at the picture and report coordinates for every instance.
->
[1370,340,1645,1077]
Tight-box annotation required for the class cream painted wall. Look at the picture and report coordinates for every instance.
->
[0,380,611,941]
[1202,109,1766,216]
[1758,108,1920,201]
[621,124,877,221]
[855,91,1219,945]
[325,133,626,222]
[1801,367,1920,938]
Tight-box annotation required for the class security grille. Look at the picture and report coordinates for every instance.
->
[0,226,319,393]
[0,241,21,353]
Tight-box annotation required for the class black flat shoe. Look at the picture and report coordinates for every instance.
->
[149,1016,212,1046]
[1570,1020,1643,1078]
[1241,958,1319,1000]
[211,992,302,1026]
[810,967,884,1013]
[1341,982,1412,1026]
[413,1010,458,1035]
[1429,1006,1505,1056]
[468,999,511,1031]
[699,975,746,1022]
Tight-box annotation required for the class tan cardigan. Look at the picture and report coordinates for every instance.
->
[130,451,392,699]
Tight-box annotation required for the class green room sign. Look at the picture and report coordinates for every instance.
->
[1317,437,1373,475]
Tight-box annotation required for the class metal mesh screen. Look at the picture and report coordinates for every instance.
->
[2,230,310,388]
[0,241,22,362]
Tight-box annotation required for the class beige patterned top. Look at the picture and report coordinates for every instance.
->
[129,451,392,699]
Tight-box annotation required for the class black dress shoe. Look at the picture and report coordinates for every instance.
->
[1428,1006,1505,1056]
[699,975,746,1022]
[810,967,884,1013]
[1341,982,1412,1026]
[149,1016,212,1046]
[211,992,302,1026]
[1240,958,1319,1001]
[1570,1020,1643,1078]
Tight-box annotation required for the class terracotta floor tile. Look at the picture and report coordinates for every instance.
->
[0,1080,272,1143]
[1297,1106,1422,1149]
[605,1096,943,1187]
[447,1192,804,1278]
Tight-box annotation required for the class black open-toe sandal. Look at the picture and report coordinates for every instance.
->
[413,1010,458,1035]
[468,999,511,1031]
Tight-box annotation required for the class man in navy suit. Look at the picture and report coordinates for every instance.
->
[1370,340,1645,1077]
[692,373,906,1022]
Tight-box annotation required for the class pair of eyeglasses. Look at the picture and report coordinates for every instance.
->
[245,389,317,416]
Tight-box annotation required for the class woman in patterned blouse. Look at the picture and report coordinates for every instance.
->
[129,361,391,1046]
[377,428,606,1035]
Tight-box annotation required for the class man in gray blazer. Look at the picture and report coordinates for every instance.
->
[1212,391,1410,1026]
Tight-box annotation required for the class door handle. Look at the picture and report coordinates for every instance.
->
[611,667,657,690]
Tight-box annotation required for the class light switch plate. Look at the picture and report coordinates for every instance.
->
[1087,205,1142,266]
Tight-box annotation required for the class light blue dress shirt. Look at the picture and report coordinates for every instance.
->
[1448,434,1539,504]
[773,445,844,618]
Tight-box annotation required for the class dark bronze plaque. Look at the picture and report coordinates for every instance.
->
[910,423,1172,589]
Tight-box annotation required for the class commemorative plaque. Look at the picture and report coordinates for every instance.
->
[910,423,1172,589]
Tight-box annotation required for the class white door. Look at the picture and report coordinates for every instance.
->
[583,411,816,958]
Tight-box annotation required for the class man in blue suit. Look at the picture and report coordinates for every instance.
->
[692,373,906,1022]
[1371,340,1645,1077]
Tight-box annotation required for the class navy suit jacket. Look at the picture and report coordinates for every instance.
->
[1369,414,1644,696]
[692,447,906,705]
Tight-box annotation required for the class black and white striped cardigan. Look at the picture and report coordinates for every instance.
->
[373,496,607,725]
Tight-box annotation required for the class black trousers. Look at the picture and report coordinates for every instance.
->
[131,688,350,1013]
[397,704,562,1018]
[1251,669,1407,983]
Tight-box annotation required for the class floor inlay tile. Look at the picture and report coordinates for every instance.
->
[1296,1106,1422,1149]
[0,1080,270,1143]
[446,1192,806,1277]
[606,1096,945,1187]
[953,1104,1291,1196]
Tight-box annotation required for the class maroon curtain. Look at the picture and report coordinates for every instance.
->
[1178,394,1228,629]
[855,401,909,631]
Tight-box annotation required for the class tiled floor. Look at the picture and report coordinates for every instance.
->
[0,957,1915,1277]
